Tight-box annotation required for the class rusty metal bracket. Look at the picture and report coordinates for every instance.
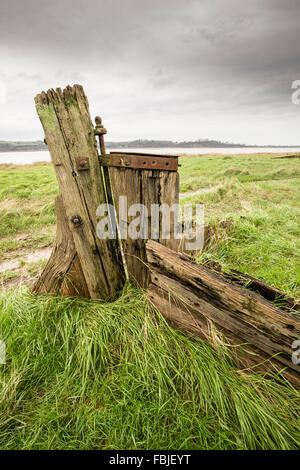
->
[100,152,179,171]
[75,157,90,171]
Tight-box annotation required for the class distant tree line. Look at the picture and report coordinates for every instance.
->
[0,139,297,152]
[0,141,47,152]
[105,139,248,148]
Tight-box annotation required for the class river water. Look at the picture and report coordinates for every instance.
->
[1,147,300,165]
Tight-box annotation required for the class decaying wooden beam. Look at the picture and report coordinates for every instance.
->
[34,85,125,300]
[146,240,300,386]
[226,269,300,312]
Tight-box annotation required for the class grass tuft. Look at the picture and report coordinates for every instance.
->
[0,286,299,450]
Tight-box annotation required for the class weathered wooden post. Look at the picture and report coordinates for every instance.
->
[32,84,180,297]
[32,85,125,300]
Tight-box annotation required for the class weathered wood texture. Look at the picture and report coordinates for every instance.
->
[32,195,89,297]
[227,269,300,312]
[146,240,300,387]
[109,165,180,288]
[34,85,125,299]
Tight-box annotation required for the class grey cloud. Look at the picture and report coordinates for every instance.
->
[0,0,299,144]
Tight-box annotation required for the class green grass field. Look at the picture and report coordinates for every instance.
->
[180,154,300,297]
[0,153,299,449]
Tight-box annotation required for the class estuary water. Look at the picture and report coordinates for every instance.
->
[1,147,300,165]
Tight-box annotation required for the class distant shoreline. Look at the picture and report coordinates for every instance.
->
[1,140,300,152]
[0,148,49,153]
[2,146,300,153]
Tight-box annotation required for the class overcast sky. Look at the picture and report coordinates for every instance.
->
[0,0,299,144]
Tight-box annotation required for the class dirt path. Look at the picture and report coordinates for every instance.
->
[0,247,52,273]
[179,186,218,199]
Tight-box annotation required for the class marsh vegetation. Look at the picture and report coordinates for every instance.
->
[0,153,299,449]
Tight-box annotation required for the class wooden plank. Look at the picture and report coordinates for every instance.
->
[109,167,149,288]
[156,170,180,251]
[109,167,180,288]
[34,85,125,299]
[146,240,300,386]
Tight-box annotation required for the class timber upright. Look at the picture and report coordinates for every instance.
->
[32,85,126,300]
[32,84,180,297]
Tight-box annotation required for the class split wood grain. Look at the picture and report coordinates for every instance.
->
[34,85,125,299]
[146,240,300,387]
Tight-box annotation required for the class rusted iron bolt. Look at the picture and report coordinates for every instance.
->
[71,215,82,225]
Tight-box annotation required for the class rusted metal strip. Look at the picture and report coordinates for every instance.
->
[100,152,179,171]
[110,151,179,158]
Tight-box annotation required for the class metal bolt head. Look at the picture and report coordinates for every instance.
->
[71,215,82,225]
[75,157,89,171]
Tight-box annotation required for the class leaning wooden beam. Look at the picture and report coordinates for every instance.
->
[34,85,125,300]
[146,240,300,387]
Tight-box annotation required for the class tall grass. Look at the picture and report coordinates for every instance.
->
[0,286,299,450]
